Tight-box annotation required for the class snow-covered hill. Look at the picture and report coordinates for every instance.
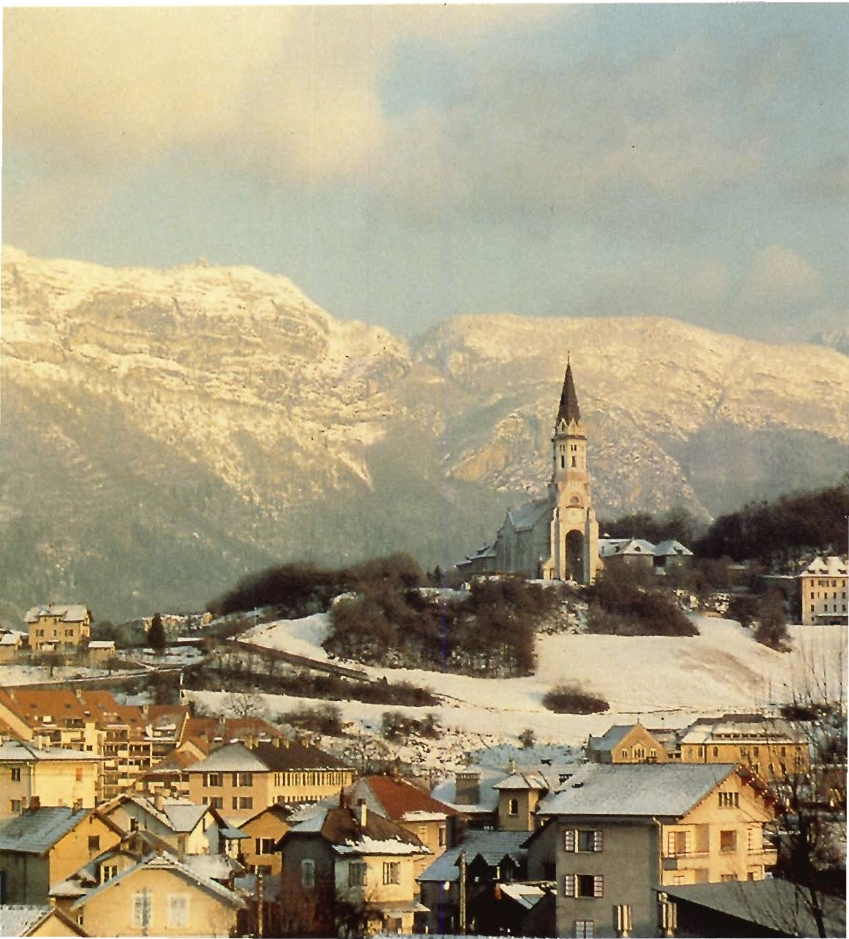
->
[2,247,847,622]
[187,614,849,769]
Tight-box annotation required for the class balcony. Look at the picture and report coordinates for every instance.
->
[662,851,711,871]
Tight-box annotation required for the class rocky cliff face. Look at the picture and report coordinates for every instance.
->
[3,248,847,623]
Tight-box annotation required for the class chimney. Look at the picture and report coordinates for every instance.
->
[508,758,517,775]
[273,737,281,748]
[154,793,164,812]
[357,799,367,827]
[29,795,41,812]
[454,771,481,806]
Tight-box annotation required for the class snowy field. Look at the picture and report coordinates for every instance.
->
[186,613,849,769]
[0,663,114,686]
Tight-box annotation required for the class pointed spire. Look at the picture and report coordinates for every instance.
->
[556,357,581,426]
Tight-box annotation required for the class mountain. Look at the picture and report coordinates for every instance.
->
[2,248,847,624]
[810,327,849,357]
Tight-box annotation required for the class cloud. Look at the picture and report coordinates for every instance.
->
[740,245,823,304]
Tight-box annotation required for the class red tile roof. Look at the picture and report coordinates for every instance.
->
[357,775,458,819]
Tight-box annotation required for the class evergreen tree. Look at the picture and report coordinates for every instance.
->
[147,612,167,651]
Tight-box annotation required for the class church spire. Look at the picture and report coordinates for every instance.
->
[556,357,581,426]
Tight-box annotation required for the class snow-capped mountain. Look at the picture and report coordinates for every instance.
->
[3,248,847,622]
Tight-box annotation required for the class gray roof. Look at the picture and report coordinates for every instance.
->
[71,853,245,911]
[187,741,270,774]
[0,905,77,937]
[0,739,103,763]
[660,879,846,938]
[586,724,640,752]
[162,801,209,833]
[539,763,738,818]
[418,831,529,883]
[0,807,90,855]
[431,766,503,814]
[506,498,553,533]
[654,540,693,557]
[24,604,89,624]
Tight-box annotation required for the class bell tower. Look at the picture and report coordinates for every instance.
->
[548,357,599,583]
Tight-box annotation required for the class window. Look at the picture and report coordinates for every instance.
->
[574,921,594,938]
[348,861,367,887]
[666,830,691,857]
[206,772,222,787]
[258,838,276,855]
[720,830,737,853]
[210,797,223,809]
[620,748,628,760]
[382,861,401,885]
[235,772,253,787]
[571,456,577,467]
[168,895,188,928]
[132,892,152,928]
[101,864,118,883]
[746,828,755,852]
[88,836,100,853]
[720,874,736,882]
[633,746,645,761]
[561,456,565,469]
[712,746,719,757]
[564,830,603,852]
[10,800,21,813]
[508,798,519,816]
[75,767,83,781]
[438,826,446,847]
[301,859,315,888]
[649,748,657,761]
[10,768,21,782]
[718,792,739,808]
[564,874,603,898]
[753,746,759,757]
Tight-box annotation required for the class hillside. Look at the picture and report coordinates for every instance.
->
[188,613,848,767]
[2,247,847,623]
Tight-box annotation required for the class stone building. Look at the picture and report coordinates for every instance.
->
[458,359,599,584]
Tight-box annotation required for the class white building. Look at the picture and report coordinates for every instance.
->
[799,555,848,625]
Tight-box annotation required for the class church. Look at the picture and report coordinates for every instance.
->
[457,359,600,584]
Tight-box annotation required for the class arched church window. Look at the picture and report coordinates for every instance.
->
[560,456,565,469]
[571,456,577,467]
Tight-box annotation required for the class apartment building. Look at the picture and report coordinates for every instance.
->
[25,605,91,652]
[0,740,102,818]
[799,555,848,625]
[188,739,354,820]
[528,763,777,938]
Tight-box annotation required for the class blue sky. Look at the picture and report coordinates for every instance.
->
[4,4,847,340]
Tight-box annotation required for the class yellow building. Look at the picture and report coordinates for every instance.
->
[799,555,848,625]
[0,905,87,937]
[0,739,102,819]
[65,852,245,937]
[240,803,292,874]
[188,739,354,821]
[25,604,92,652]
[586,723,669,764]
[0,805,124,905]
[679,714,809,783]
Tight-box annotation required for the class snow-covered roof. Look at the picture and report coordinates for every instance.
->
[654,540,694,557]
[287,805,429,857]
[0,905,84,937]
[87,640,115,649]
[430,766,503,814]
[24,604,89,624]
[801,555,848,577]
[0,807,90,855]
[493,772,550,792]
[182,853,244,882]
[462,542,497,562]
[0,632,23,646]
[498,882,548,909]
[70,852,245,911]
[539,764,738,818]
[506,498,553,533]
[586,724,640,752]
[187,742,270,773]
[417,831,529,883]
[162,801,210,833]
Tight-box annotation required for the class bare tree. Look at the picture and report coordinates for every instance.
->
[229,690,263,719]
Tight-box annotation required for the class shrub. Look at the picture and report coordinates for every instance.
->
[754,589,790,652]
[543,683,609,715]
[381,710,442,741]
[283,704,343,736]
[587,567,698,637]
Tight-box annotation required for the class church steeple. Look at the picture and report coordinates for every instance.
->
[556,356,581,427]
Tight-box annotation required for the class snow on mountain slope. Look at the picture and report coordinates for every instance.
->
[230,614,846,767]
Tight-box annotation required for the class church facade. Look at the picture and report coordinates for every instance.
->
[458,360,600,584]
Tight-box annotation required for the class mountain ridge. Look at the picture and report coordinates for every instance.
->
[2,247,847,623]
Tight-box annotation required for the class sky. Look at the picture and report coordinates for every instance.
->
[3,4,848,342]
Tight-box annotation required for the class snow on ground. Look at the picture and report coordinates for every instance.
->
[206,613,847,769]
[0,664,114,686]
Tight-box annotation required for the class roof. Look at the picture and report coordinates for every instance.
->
[586,724,642,753]
[24,604,89,624]
[654,540,694,557]
[182,853,245,883]
[801,555,848,577]
[251,739,349,771]
[431,766,504,814]
[182,715,284,743]
[538,763,739,818]
[349,776,458,822]
[418,830,529,883]
[241,803,294,828]
[0,806,90,855]
[0,632,23,646]
[498,882,548,910]
[146,747,202,774]
[660,879,846,938]
[71,852,246,911]
[681,716,803,745]
[556,359,581,426]
[0,739,102,763]
[507,498,553,533]
[187,742,271,774]
[0,905,87,937]
[285,805,429,857]
[87,640,115,649]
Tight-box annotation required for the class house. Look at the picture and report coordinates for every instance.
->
[278,801,430,936]
[586,724,670,764]
[239,803,293,874]
[187,739,354,820]
[416,830,530,935]
[0,739,102,818]
[657,878,846,938]
[100,794,245,857]
[0,905,88,937]
[457,360,600,584]
[430,765,510,829]
[493,761,585,832]
[527,762,777,938]
[26,604,92,652]
[60,851,245,937]
[598,538,694,575]
[346,774,458,874]
[141,744,206,797]
[0,805,124,904]
[799,555,848,625]
[0,629,26,662]
[679,714,809,783]
[86,640,115,663]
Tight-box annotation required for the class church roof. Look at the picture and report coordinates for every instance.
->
[507,498,553,532]
[556,360,581,426]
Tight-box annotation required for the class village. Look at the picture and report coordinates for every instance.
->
[1,362,846,939]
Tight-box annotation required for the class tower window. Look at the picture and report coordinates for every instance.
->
[571,456,577,467]
[561,456,565,468]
